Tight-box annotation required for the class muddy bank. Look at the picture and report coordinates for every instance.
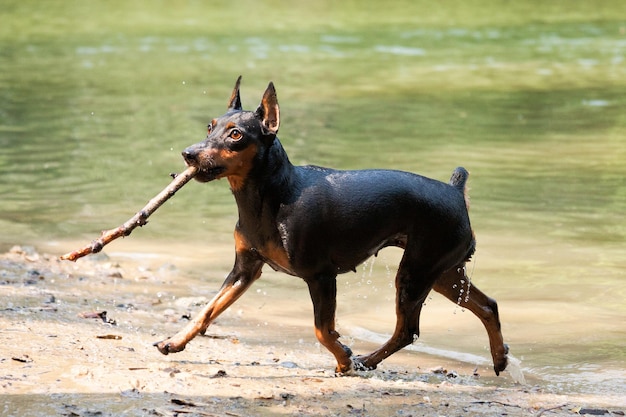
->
[1,246,624,416]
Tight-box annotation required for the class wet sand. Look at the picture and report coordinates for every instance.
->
[1,246,624,416]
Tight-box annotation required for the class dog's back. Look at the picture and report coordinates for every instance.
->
[275,165,474,279]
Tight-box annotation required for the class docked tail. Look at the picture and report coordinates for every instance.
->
[449,167,470,210]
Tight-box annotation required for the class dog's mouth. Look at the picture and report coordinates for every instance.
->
[193,166,226,183]
[182,149,226,183]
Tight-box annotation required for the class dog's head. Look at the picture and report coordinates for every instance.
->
[182,76,280,190]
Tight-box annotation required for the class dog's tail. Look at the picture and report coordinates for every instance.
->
[450,167,476,261]
[449,167,470,210]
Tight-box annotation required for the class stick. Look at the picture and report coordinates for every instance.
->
[60,166,198,262]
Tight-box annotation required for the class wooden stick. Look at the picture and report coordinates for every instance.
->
[60,166,198,262]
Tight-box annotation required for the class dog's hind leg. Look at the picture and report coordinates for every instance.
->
[306,274,354,373]
[154,250,264,355]
[433,266,508,375]
[354,249,440,371]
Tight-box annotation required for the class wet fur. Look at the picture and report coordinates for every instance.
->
[154,77,508,375]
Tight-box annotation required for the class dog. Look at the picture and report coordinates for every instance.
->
[154,77,509,375]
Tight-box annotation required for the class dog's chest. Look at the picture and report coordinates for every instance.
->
[252,239,295,276]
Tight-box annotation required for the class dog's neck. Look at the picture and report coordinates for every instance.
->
[231,137,297,223]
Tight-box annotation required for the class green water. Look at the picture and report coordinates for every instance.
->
[1,0,625,397]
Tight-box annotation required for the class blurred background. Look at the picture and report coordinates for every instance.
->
[1,0,624,397]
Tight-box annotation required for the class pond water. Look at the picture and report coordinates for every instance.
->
[1,0,625,402]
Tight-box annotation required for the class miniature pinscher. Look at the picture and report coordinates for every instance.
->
[154,77,509,375]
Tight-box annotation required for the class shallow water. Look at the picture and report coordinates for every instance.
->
[1,0,625,402]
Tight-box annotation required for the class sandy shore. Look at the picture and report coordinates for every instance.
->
[1,246,624,416]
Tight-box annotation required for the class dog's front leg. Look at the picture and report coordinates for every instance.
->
[154,251,263,355]
[306,274,354,374]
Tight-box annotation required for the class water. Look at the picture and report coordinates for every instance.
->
[1,0,625,402]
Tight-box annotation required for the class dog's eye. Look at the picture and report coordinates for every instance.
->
[207,124,213,134]
[229,129,243,140]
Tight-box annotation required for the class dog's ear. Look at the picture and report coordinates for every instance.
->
[227,75,243,111]
[255,82,280,136]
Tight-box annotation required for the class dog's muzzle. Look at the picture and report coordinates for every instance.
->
[181,146,224,182]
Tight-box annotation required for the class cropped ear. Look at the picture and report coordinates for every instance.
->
[255,82,280,136]
[227,75,243,111]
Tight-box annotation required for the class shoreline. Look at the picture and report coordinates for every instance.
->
[1,245,624,416]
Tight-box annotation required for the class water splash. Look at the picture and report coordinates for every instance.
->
[454,265,472,310]
[506,354,526,385]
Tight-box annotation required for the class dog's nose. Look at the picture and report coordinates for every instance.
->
[182,149,197,163]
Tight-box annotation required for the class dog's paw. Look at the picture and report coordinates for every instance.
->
[153,339,186,355]
[334,358,375,376]
[353,356,377,371]
[493,343,510,376]
[335,365,356,376]
[341,355,377,374]
[494,358,508,376]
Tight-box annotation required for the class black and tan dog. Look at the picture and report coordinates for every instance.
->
[155,77,508,375]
